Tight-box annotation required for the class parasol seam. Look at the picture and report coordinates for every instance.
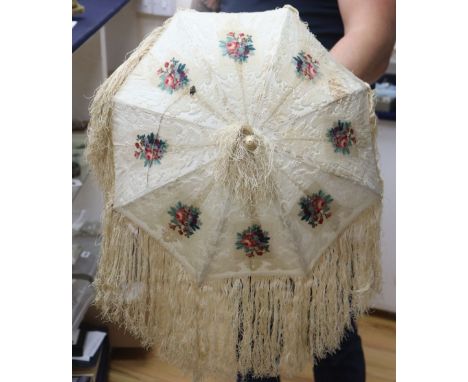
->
[250,7,293,128]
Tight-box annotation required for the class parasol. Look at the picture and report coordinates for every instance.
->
[87,5,383,380]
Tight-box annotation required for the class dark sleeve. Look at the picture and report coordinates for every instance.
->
[191,0,220,12]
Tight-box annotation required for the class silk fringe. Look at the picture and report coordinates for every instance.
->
[85,16,382,380]
[93,202,381,379]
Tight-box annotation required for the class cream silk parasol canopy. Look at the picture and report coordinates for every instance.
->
[87,5,383,380]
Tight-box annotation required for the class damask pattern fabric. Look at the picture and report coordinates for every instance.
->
[87,6,383,380]
[111,7,381,281]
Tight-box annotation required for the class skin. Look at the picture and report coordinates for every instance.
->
[331,0,396,84]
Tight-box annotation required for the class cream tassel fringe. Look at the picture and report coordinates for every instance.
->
[85,16,383,380]
[214,124,278,206]
[86,19,172,200]
[93,203,381,379]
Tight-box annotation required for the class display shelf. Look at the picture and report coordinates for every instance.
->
[73,234,101,281]
[72,233,101,330]
[73,0,130,52]
[72,279,95,331]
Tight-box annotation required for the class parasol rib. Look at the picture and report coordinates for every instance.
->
[274,146,379,192]
[266,87,366,134]
[256,78,303,131]
[280,136,369,150]
[197,196,232,283]
[236,64,249,125]
[115,159,217,209]
[115,101,221,138]
[250,10,292,128]
[178,15,242,123]
[271,193,308,273]
[155,85,232,135]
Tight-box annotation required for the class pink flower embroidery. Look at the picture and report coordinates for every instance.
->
[157,58,189,93]
[219,32,255,63]
[226,41,240,55]
[134,133,168,167]
[164,73,175,88]
[304,62,317,80]
[327,121,356,155]
[293,51,319,80]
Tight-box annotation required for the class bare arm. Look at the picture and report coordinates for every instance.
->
[331,0,395,84]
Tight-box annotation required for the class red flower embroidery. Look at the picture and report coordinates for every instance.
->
[236,224,270,257]
[327,121,356,155]
[157,58,189,94]
[293,51,319,80]
[299,190,333,228]
[226,41,240,55]
[134,133,168,167]
[219,32,255,63]
[168,202,202,238]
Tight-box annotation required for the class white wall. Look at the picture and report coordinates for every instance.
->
[105,0,140,74]
[106,0,193,74]
[374,119,396,312]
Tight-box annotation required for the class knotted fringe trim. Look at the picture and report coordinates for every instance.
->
[214,124,278,207]
[93,202,381,379]
[85,15,382,380]
[86,19,173,200]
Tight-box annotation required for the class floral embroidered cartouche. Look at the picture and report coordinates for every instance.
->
[134,133,168,167]
[236,224,270,257]
[327,120,356,154]
[293,51,319,80]
[168,202,202,238]
[157,58,190,93]
[299,190,333,228]
[219,32,255,63]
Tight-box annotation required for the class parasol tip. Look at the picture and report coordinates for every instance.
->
[243,134,258,152]
[240,125,253,136]
[240,125,257,151]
